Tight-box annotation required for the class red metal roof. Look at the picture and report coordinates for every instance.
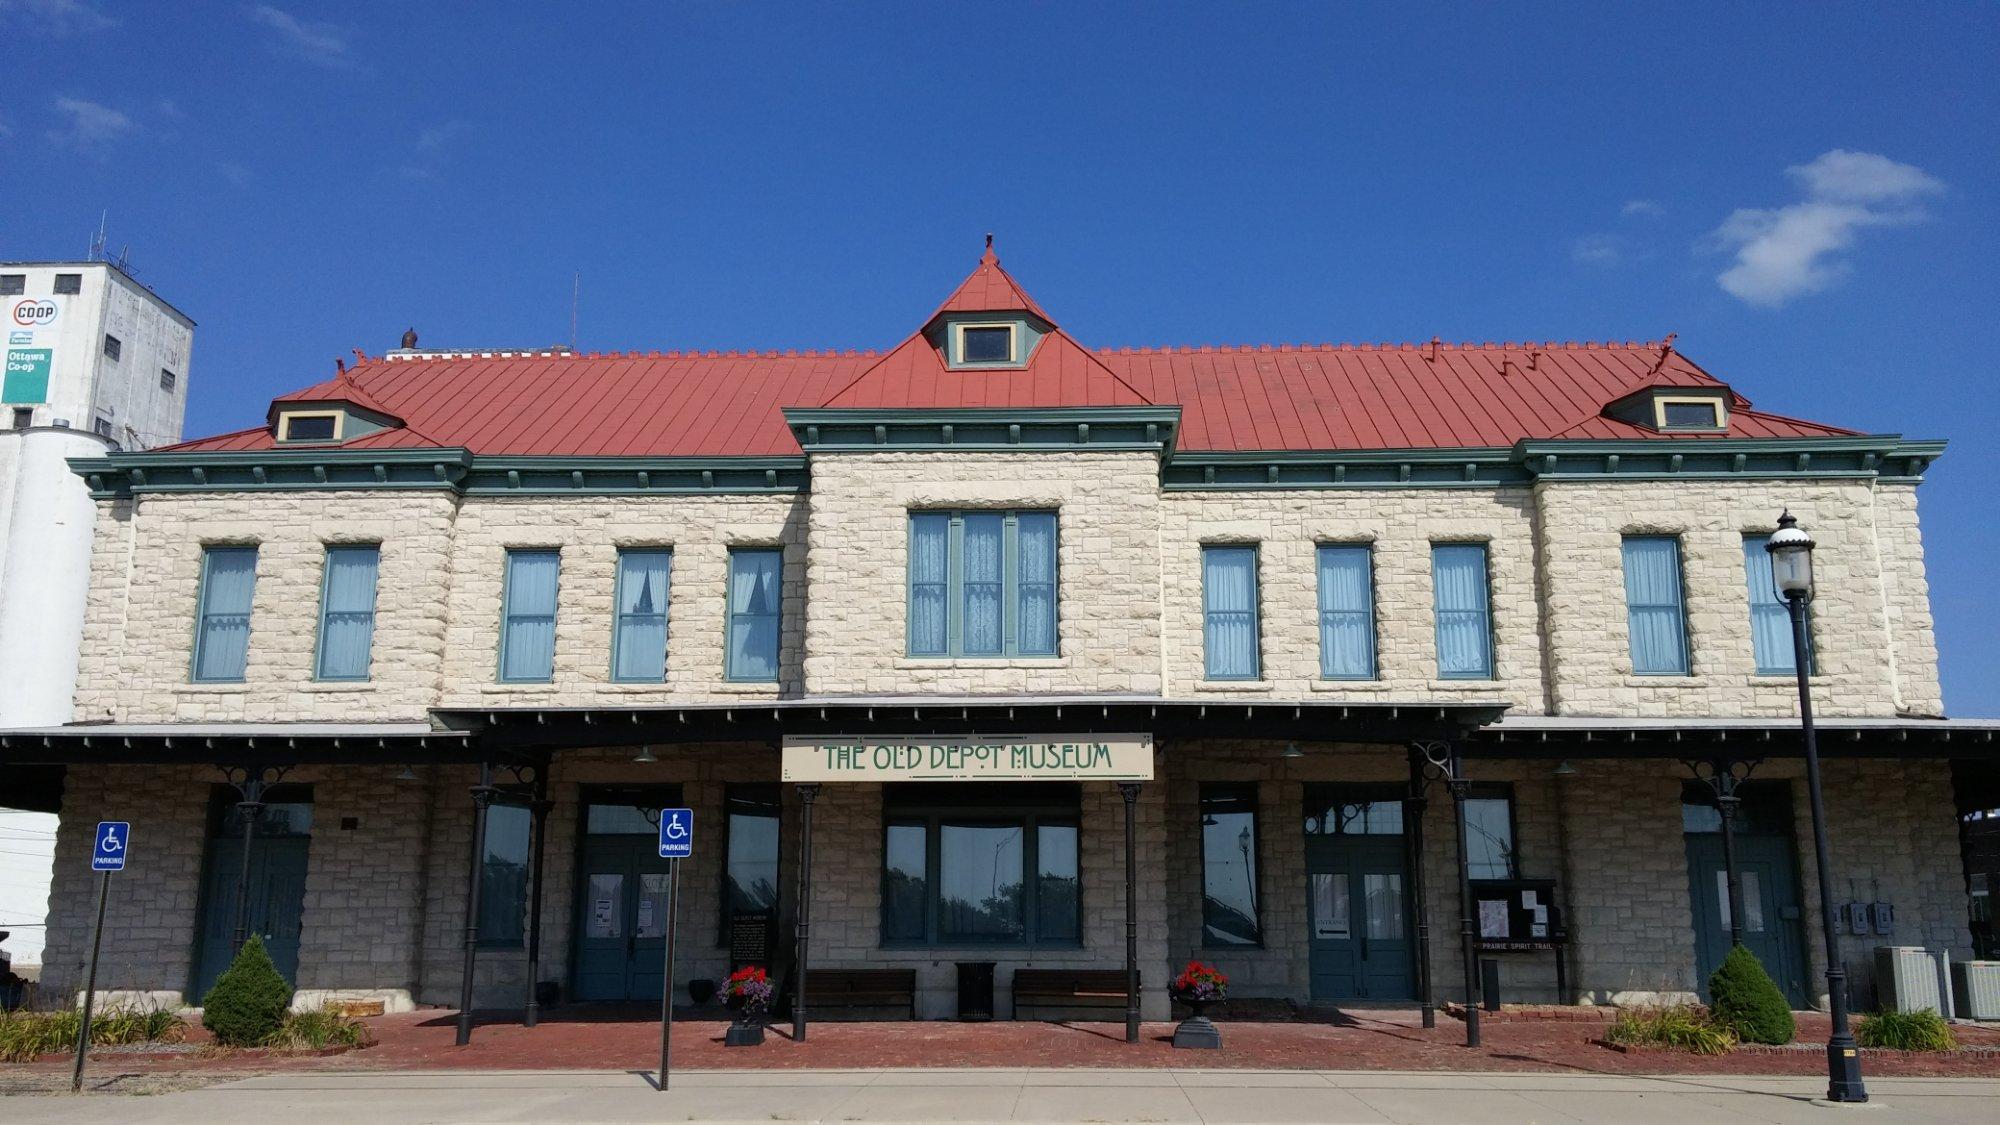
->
[163,253,1862,458]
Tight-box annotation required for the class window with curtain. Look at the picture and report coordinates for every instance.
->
[477,801,531,945]
[192,546,258,682]
[498,549,560,682]
[612,549,671,682]
[314,545,380,681]
[1202,545,1260,680]
[1200,784,1262,947]
[1743,534,1813,675]
[1431,544,1493,679]
[1622,536,1690,675]
[1464,787,1516,880]
[721,785,780,941]
[906,510,1058,657]
[1317,544,1376,679]
[879,784,1080,947]
[725,549,782,681]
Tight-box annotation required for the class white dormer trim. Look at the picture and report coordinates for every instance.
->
[950,321,1021,368]
[1652,394,1728,432]
[276,409,345,443]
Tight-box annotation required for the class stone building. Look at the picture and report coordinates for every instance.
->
[5,244,1991,1031]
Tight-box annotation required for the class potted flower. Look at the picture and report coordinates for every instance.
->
[721,966,773,1047]
[1170,960,1227,1049]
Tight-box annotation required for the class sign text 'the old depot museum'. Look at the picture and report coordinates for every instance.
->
[781,734,1154,783]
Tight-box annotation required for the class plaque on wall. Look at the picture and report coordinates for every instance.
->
[730,910,772,971]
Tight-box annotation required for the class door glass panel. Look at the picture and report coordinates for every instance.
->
[586,873,624,939]
[636,873,670,939]
[1312,873,1350,938]
[1364,873,1404,940]
[586,804,660,834]
[1716,870,1767,933]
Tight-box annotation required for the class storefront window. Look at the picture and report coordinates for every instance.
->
[879,783,1080,947]
[1200,784,1262,947]
[1464,787,1516,880]
[722,785,781,938]
[478,802,531,945]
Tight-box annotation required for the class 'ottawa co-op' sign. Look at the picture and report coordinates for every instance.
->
[781,734,1154,782]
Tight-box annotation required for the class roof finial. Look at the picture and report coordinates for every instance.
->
[985,232,993,250]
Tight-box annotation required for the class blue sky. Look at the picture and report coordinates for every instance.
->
[4,1,1997,712]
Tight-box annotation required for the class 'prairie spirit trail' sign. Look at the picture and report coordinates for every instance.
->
[781,733,1154,782]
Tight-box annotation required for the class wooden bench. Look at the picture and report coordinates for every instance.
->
[803,968,917,1021]
[1011,969,1137,1020]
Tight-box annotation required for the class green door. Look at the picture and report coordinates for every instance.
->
[572,835,675,1001]
[1306,836,1414,1001]
[191,804,313,1001]
[1685,833,1810,1007]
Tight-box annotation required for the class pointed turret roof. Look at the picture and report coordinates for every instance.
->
[931,235,1053,321]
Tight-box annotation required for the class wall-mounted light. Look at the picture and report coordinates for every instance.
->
[633,745,658,763]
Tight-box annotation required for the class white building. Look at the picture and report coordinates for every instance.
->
[0,259,194,975]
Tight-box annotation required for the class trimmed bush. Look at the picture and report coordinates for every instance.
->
[201,935,293,1047]
[1857,1008,1956,1052]
[1707,944,1796,1045]
[268,1007,370,1052]
[1605,1004,1737,1055]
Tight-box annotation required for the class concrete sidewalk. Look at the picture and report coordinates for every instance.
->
[7,1068,2000,1123]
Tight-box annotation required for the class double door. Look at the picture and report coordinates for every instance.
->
[1306,836,1414,1001]
[572,836,676,1001]
[1686,833,1810,1008]
[191,835,311,1000]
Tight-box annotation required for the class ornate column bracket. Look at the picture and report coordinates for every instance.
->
[216,764,290,955]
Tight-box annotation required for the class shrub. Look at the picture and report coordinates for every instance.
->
[90,1005,187,1046]
[1707,944,1796,1045]
[1605,1004,1737,1055]
[267,1007,369,1052]
[1856,1008,1956,1052]
[201,935,294,1047]
[0,1004,184,1062]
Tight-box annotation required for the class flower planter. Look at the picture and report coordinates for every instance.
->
[724,1016,766,1047]
[1172,996,1222,1050]
[720,966,773,1046]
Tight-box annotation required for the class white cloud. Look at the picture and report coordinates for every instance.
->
[1621,199,1664,217]
[245,3,351,67]
[0,0,117,35]
[1569,233,1625,267]
[1708,150,1943,308]
[46,96,133,150]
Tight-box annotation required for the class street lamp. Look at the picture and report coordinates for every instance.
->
[1766,511,1867,1103]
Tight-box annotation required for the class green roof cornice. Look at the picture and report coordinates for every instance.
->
[71,450,809,499]
[1514,437,1945,484]
[784,406,1181,456]
[1164,448,1526,490]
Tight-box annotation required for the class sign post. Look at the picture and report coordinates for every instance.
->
[73,821,129,1093]
[656,808,693,1092]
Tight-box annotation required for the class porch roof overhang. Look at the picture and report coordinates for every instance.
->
[435,695,1508,753]
[0,722,481,767]
[1467,714,2000,760]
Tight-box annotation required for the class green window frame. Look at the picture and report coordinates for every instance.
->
[1202,545,1261,680]
[477,800,531,946]
[879,784,1081,948]
[191,545,258,683]
[1432,543,1494,680]
[1316,544,1377,679]
[719,784,782,944]
[1464,784,1517,880]
[1744,534,1814,675]
[1622,536,1691,675]
[1199,783,1263,948]
[724,548,783,682]
[906,510,1058,658]
[498,548,560,683]
[611,548,672,683]
[313,544,380,682]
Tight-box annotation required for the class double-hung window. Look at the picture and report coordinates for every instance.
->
[1202,545,1260,680]
[612,548,671,682]
[191,546,257,682]
[1622,536,1690,675]
[1743,534,1812,674]
[498,549,560,682]
[881,784,1080,947]
[1431,543,1494,679]
[907,511,1057,658]
[314,544,380,681]
[1199,784,1262,947]
[725,548,782,681]
[1464,785,1518,880]
[1317,544,1376,679]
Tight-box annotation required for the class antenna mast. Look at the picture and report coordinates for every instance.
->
[570,272,579,352]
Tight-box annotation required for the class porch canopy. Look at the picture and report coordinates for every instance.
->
[1465,714,2000,761]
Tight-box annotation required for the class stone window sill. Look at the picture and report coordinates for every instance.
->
[176,682,251,694]
[301,682,375,693]
[894,656,1071,670]
[1309,679,1384,692]
[1193,680,1274,693]
[714,681,783,695]
[1423,680,1509,693]
[479,682,560,694]
[1622,675,1711,688]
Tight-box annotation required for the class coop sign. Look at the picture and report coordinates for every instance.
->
[782,733,1153,782]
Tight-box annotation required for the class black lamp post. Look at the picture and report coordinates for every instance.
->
[1767,511,1866,1103]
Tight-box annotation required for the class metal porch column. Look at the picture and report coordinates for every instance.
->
[522,769,552,1028]
[456,763,498,1046]
[1119,781,1141,1044]
[220,765,286,955]
[1404,748,1436,1029]
[1446,746,1481,1048]
[793,783,819,1042]
[1686,759,1758,954]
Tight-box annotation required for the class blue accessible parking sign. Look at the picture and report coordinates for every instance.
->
[92,821,130,871]
[657,808,693,859]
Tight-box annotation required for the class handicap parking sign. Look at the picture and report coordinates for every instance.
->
[92,821,130,872]
[657,808,693,859]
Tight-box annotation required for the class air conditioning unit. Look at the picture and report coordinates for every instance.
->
[1953,961,2000,1021]
[1875,946,1949,1014]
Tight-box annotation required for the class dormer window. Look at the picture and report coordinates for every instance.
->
[277,411,341,442]
[951,321,1020,367]
[1655,395,1727,431]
